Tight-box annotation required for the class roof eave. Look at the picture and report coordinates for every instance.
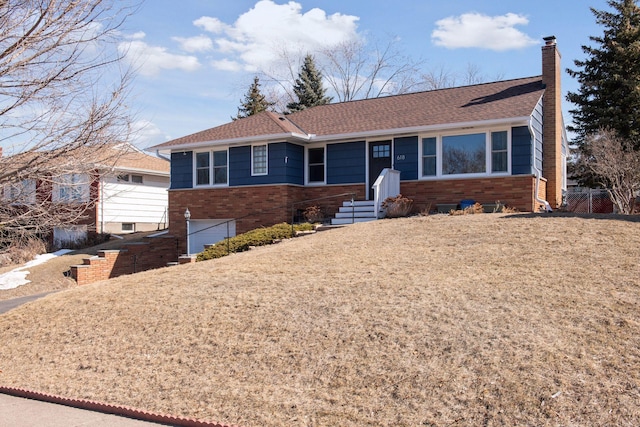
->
[316,116,532,142]
[150,132,312,152]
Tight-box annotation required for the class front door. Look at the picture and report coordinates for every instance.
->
[369,140,392,199]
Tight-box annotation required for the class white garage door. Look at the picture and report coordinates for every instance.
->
[53,225,88,248]
[189,219,236,255]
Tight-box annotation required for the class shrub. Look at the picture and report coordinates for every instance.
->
[197,222,314,261]
[382,194,414,218]
[303,205,324,223]
[0,237,47,267]
[450,202,484,216]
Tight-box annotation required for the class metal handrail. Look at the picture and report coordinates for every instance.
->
[184,192,357,254]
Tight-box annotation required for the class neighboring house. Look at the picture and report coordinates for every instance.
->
[95,145,170,235]
[2,143,170,247]
[152,37,568,255]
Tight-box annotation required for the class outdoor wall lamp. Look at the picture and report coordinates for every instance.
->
[184,208,191,256]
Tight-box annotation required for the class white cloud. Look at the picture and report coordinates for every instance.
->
[198,0,360,72]
[119,38,201,76]
[128,31,146,40]
[130,119,170,148]
[431,13,537,51]
[194,16,228,34]
[172,35,213,53]
[212,58,243,72]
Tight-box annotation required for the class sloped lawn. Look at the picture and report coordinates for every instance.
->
[0,213,639,426]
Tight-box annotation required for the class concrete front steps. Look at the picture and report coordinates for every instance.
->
[331,200,381,225]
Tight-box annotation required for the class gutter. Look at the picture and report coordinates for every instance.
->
[148,117,531,152]
[528,119,552,212]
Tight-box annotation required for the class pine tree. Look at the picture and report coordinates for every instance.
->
[286,54,332,113]
[567,0,640,149]
[234,76,274,120]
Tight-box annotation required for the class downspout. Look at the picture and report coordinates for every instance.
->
[156,149,171,161]
[100,177,105,233]
[528,119,552,212]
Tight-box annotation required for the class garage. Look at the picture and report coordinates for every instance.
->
[188,219,236,255]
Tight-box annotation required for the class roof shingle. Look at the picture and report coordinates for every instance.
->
[152,76,544,150]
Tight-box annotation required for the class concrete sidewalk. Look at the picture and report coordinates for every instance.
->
[0,393,169,426]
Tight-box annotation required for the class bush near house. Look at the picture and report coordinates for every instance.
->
[197,222,314,261]
[382,194,414,218]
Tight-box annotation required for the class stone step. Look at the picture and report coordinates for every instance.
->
[341,200,375,207]
[330,217,378,225]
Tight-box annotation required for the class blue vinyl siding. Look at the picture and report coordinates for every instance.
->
[229,142,304,186]
[393,136,418,180]
[327,141,366,184]
[170,151,193,189]
[531,97,544,172]
[511,126,533,175]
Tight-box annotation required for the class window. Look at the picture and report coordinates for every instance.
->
[213,150,228,184]
[422,137,436,176]
[117,174,143,184]
[421,130,510,178]
[252,145,267,175]
[122,223,134,232]
[196,152,210,185]
[442,133,486,175]
[5,179,36,205]
[491,131,508,173]
[372,143,390,158]
[308,147,325,183]
[195,150,227,186]
[56,174,89,203]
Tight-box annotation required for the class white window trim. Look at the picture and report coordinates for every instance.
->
[193,149,229,187]
[251,144,268,176]
[305,145,326,185]
[418,128,511,180]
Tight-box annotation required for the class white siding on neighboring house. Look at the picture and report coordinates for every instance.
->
[98,172,169,233]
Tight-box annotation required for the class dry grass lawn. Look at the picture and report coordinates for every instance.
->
[0,213,639,426]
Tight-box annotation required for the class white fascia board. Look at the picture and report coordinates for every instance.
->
[153,132,312,153]
[315,117,531,142]
[111,166,170,177]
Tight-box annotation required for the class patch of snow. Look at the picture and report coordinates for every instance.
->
[0,249,73,291]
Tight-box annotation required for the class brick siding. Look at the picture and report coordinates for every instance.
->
[168,184,366,254]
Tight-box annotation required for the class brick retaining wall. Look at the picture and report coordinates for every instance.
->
[71,235,181,285]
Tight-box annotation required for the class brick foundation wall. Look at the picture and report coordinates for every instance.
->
[400,175,543,213]
[71,235,180,285]
[168,184,366,254]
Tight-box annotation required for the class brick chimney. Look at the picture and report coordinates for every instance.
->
[541,36,563,208]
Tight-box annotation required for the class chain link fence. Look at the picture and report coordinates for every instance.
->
[564,188,614,214]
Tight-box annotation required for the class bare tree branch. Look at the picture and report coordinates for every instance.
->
[0,0,138,250]
[578,129,640,214]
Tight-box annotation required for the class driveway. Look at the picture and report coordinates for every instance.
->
[0,292,56,315]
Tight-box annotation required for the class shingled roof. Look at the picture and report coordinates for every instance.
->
[152,76,545,150]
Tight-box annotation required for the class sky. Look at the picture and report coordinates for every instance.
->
[54,1,619,150]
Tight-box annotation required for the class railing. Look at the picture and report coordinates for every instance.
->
[184,192,357,255]
[372,168,401,219]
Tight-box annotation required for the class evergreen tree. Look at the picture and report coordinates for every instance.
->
[286,54,332,113]
[567,0,640,149]
[234,76,274,120]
